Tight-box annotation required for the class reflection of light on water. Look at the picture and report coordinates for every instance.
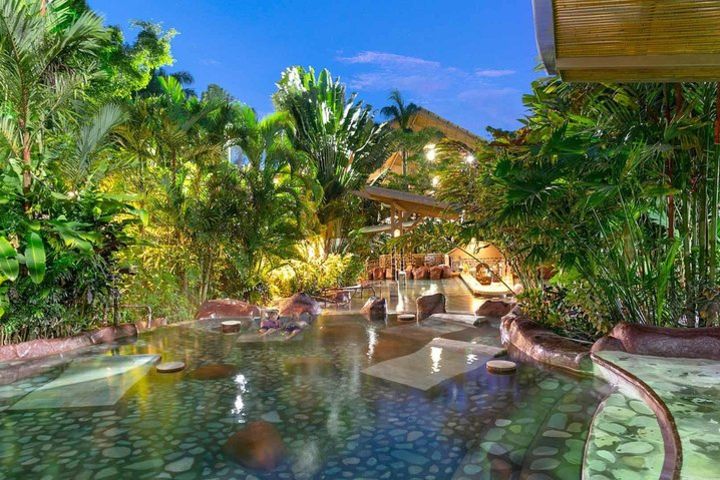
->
[466,353,478,365]
[430,347,442,373]
[327,404,340,436]
[293,440,321,477]
[424,283,439,296]
[367,327,378,360]
[234,374,248,392]
[232,374,248,418]
[396,284,405,312]
[232,395,244,416]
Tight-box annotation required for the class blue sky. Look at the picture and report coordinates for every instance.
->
[89,0,542,136]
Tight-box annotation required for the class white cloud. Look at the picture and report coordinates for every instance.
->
[335,50,523,132]
[475,69,515,78]
[337,51,440,69]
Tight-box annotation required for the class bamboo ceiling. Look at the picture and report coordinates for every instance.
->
[533,0,720,82]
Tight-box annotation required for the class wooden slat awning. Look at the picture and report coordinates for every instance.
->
[358,221,417,234]
[355,187,459,219]
[533,0,720,82]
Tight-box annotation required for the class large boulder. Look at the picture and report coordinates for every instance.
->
[196,299,260,320]
[223,421,285,471]
[278,293,322,317]
[413,266,429,280]
[416,293,446,321]
[592,322,720,360]
[441,265,453,279]
[476,298,517,318]
[361,296,387,321]
[372,267,385,281]
[429,266,444,280]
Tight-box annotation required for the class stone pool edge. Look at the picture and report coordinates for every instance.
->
[500,309,593,375]
[500,310,682,480]
[590,353,682,480]
[0,318,171,363]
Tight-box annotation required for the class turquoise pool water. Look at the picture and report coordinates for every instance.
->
[0,280,611,479]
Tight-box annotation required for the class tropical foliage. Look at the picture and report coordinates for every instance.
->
[274,66,389,252]
[6,0,719,348]
[0,2,377,344]
[438,78,720,336]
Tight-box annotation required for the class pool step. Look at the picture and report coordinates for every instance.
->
[451,373,609,479]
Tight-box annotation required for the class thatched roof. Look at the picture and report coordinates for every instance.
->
[355,186,459,219]
[534,0,720,82]
[369,108,482,183]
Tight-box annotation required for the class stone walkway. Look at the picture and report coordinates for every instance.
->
[596,351,720,480]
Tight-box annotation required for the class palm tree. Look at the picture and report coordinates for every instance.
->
[381,90,419,132]
[226,104,312,292]
[0,0,107,194]
[381,90,420,176]
[274,66,389,252]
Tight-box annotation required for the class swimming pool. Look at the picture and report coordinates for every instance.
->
[0,280,612,479]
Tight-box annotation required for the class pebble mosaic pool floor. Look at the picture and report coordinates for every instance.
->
[0,280,620,479]
[596,351,720,480]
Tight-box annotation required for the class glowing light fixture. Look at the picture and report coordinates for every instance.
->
[425,144,437,162]
[393,228,401,238]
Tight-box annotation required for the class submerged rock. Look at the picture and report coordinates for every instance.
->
[416,293,446,321]
[277,293,322,317]
[223,421,285,471]
[195,299,260,320]
[361,297,387,321]
[283,356,336,375]
[191,364,238,380]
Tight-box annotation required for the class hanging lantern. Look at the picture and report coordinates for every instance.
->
[533,0,720,82]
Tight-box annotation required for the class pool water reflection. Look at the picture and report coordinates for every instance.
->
[0,281,610,479]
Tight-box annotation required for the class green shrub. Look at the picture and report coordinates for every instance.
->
[519,284,611,342]
[267,254,364,298]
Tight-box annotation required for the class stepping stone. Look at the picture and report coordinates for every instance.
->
[156,362,186,374]
[486,360,517,374]
[398,314,416,322]
[221,321,243,333]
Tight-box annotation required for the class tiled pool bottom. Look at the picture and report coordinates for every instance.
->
[0,315,610,480]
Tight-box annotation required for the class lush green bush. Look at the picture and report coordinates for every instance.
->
[267,253,364,298]
[519,284,611,342]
